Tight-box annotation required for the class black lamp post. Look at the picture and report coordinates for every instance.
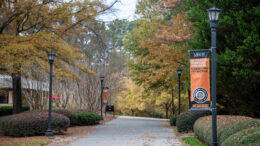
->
[207,5,222,146]
[177,68,182,115]
[99,75,105,120]
[45,53,55,137]
[171,87,174,115]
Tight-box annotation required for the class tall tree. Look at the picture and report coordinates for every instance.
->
[0,0,117,113]
[120,0,193,115]
[124,0,192,90]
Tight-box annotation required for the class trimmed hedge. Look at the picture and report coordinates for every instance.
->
[53,109,77,125]
[0,112,70,136]
[193,115,259,145]
[0,104,30,116]
[221,126,260,146]
[219,119,260,144]
[176,110,210,132]
[75,112,100,126]
[29,109,100,126]
[170,114,177,126]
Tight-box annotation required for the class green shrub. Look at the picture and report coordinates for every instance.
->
[176,110,210,132]
[219,119,260,144]
[170,114,177,126]
[22,104,30,111]
[0,112,70,136]
[193,115,256,145]
[75,112,100,126]
[0,106,13,116]
[53,109,77,125]
[221,126,260,146]
[29,109,95,126]
[0,104,30,116]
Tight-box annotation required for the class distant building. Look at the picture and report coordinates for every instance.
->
[0,74,48,105]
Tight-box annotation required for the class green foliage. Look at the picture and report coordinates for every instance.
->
[221,126,260,146]
[0,106,13,116]
[22,104,30,111]
[105,19,136,51]
[193,115,258,145]
[170,114,177,126]
[75,112,100,126]
[0,112,70,137]
[186,0,260,117]
[176,111,210,132]
[0,104,30,116]
[219,120,260,144]
[53,109,77,125]
[182,137,205,146]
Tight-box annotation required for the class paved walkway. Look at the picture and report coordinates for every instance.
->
[69,116,181,146]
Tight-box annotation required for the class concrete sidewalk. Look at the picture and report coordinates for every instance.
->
[69,116,181,146]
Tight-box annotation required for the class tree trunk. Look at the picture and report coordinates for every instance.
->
[131,109,134,116]
[12,73,22,114]
[165,104,169,119]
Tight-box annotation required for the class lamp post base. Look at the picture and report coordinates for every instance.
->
[100,116,103,120]
[45,130,53,136]
[212,142,218,146]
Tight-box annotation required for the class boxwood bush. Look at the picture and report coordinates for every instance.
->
[219,119,260,144]
[75,112,100,126]
[193,115,258,145]
[0,106,12,116]
[0,112,70,136]
[0,104,30,116]
[176,110,210,132]
[221,126,260,146]
[53,109,77,125]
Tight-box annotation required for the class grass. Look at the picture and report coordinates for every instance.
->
[0,137,51,146]
[182,137,205,146]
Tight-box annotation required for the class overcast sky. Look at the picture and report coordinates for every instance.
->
[98,0,138,21]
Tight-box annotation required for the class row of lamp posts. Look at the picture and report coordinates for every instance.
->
[171,5,221,146]
[44,53,183,136]
[45,5,221,145]
[44,52,107,136]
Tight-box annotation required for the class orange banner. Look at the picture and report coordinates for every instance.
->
[103,90,109,103]
[190,50,210,108]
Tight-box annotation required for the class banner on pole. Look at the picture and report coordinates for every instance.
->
[103,88,109,104]
[189,50,211,109]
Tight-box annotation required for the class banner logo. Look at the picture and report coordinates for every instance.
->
[193,88,208,103]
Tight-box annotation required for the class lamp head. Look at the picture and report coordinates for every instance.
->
[48,53,56,63]
[207,6,222,22]
[207,6,222,28]
[99,75,105,81]
[103,87,109,90]
[177,68,182,76]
